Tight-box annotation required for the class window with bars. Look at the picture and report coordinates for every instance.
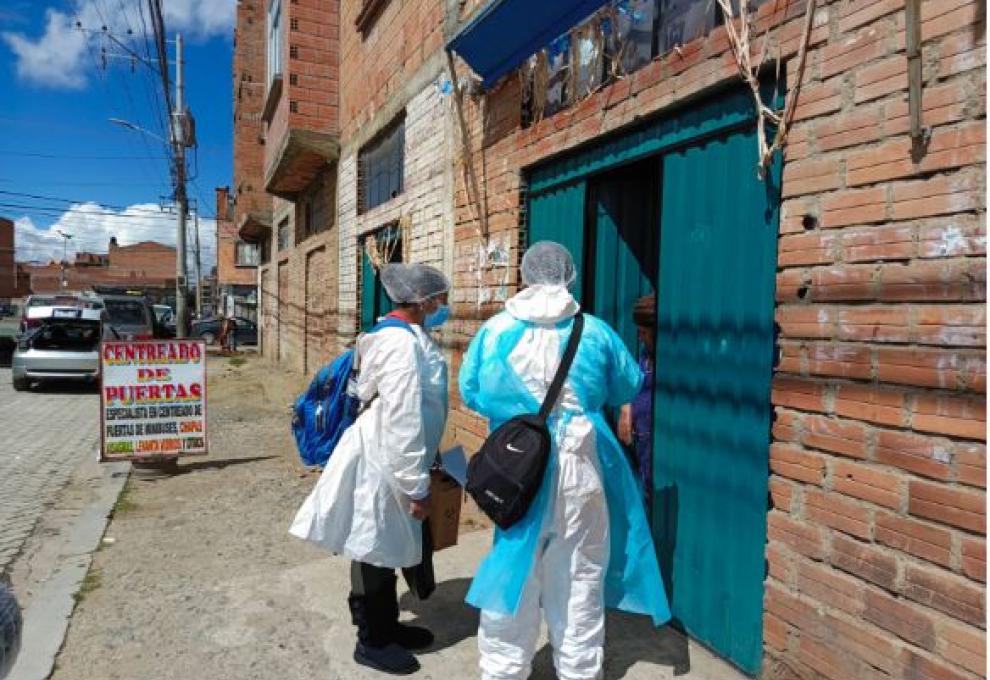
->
[236,241,261,267]
[277,218,291,252]
[267,0,283,86]
[358,114,405,214]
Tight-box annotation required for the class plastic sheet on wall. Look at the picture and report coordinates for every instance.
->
[571,19,605,100]
[657,0,717,55]
[609,0,658,76]
[544,33,572,117]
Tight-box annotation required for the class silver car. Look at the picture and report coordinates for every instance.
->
[11,306,113,391]
[101,295,157,340]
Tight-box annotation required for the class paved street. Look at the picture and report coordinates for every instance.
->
[0,368,100,575]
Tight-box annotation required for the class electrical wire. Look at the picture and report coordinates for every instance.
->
[0,202,170,219]
[0,150,169,160]
[0,190,137,211]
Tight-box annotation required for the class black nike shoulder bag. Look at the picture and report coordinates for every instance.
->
[465,313,585,530]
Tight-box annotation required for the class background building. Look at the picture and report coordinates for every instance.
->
[215,186,259,321]
[24,238,176,300]
[0,217,30,302]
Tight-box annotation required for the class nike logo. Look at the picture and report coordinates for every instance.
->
[484,489,504,504]
[506,443,523,453]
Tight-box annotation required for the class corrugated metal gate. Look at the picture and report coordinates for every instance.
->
[526,88,780,675]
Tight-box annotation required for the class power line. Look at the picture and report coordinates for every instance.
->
[0,189,136,211]
[0,178,166,187]
[0,202,172,220]
[0,150,169,160]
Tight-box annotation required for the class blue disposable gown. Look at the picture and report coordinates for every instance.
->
[459,304,671,627]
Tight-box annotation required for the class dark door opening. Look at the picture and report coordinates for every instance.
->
[583,157,661,356]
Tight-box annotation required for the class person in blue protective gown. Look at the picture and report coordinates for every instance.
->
[459,242,670,680]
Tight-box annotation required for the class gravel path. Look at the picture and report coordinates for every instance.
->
[50,355,745,680]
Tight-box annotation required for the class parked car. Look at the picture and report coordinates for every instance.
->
[191,316,258,346]
[101,295,159,340]
[11,306,116,391]
[17,294,103,334]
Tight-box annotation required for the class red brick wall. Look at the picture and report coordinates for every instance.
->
[264,0,340,177]
[234,0,269,220]
[0,217,15,298]
[450,0,986,677]
[108,242,176,280]
[339,0,445,140]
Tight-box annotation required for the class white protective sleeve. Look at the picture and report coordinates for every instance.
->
[368,329,431,500]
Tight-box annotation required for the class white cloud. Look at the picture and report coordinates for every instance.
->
[2,1,235,89]
[13,202,216,273]
[163,0,236,40]
[2,7,92,89]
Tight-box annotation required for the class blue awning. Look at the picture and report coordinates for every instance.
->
[447,0,610,88]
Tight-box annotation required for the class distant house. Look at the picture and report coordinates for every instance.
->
[0,217,30,301]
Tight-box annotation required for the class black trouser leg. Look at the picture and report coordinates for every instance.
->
[349,561,399,647]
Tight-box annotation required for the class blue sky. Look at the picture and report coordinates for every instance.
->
[1,0,235,269]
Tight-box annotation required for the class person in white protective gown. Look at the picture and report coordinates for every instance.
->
[290,263,451,675]
[459,242,670,680]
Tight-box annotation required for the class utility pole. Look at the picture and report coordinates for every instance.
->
[172,32,188,337]
[193,209,202,317]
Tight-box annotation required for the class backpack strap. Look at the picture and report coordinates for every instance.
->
[353,317,418,412]
[538,313,585,422]
[372,317,416,334]
[352,318,415,372]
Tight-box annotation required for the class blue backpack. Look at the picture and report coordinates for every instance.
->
[292,318,414,467]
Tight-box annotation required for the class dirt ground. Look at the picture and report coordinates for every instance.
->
[49,353,744,680]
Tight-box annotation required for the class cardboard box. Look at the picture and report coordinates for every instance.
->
[429,470,462,551]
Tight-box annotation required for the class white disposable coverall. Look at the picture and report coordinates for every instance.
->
[476,285,610,680]
[289,323,448,568]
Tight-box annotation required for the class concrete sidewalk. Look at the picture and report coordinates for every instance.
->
[48,356,748,680]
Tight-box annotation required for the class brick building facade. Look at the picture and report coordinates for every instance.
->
[235,0,341,373]
[230,0,986,677]
[0,217,29,301]
[24,238,177,296]
[215,186,259,320]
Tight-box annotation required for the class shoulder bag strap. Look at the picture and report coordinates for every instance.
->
[538,313,585,421]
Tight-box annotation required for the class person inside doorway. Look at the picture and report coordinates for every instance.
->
[460,242,669,680]
[290,263,451,675]
[618,293,656,507]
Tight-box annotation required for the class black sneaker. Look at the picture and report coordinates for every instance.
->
[392,623,434,651]
[354,642,420,675]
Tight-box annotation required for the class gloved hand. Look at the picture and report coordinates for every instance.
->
[408,495,431,521]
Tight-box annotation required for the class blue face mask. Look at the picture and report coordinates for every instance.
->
[424,304,450,329]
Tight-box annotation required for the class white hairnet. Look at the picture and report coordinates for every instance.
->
[521,241,577,287]
[380,263,450,304]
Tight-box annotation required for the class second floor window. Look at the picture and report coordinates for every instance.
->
[236,241,261,267]
[277,218,291,251]
[267,0,283,86]
[358,114,405,213]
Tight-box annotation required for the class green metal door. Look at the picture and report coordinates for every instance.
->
[652,126,779,675]
[360,228,402,331]
[527,180,587,303]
